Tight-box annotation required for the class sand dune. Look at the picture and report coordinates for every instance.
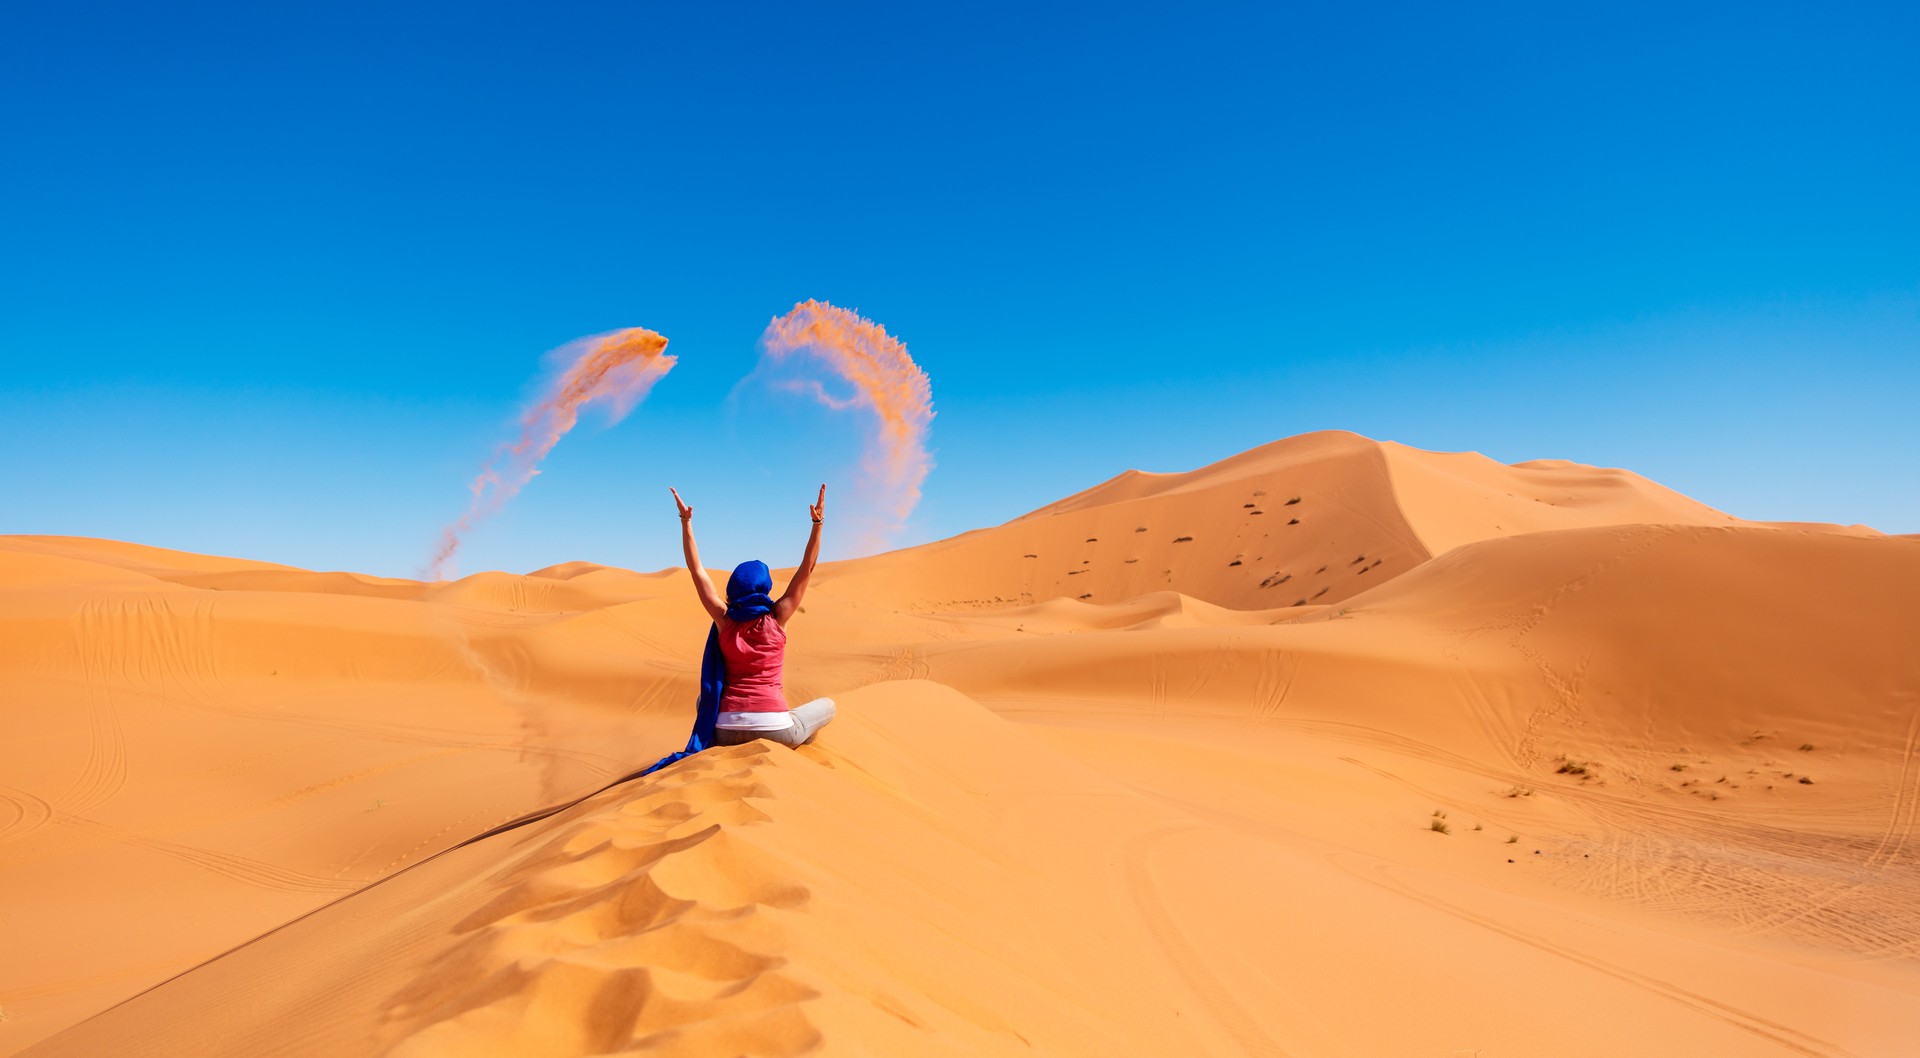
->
[818,430,1753,613]
[5,433,1918,1056]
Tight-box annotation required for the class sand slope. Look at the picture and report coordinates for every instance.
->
[5,434,1918,1056]
[0,537,701,1052]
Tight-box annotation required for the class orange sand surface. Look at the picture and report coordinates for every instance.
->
[4,430,1917,1056]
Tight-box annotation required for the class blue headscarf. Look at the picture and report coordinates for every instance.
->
[724,560,775,621]
[642,560,774,775]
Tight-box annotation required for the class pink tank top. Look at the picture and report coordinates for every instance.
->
[715,615,789,712]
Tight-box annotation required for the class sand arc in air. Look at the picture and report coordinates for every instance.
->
[426,327,675,579]
[760,299,934,549]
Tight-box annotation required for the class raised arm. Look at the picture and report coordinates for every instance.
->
[670,488,726,622]
[773,484,825,626]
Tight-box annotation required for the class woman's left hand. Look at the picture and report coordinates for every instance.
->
[809,484,826,524]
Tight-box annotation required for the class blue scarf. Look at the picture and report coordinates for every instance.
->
[642,560,774,775]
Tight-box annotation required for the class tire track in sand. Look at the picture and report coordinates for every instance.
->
[1865,706,1920,870]
[56,599,130,814]
[1720,705,1920,948]
[0,782,56,847]
[1344,856,1860,1058]
[56,814,358,894]
[1122,824,1292,1058]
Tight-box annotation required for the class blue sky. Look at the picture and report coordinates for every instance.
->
[4,2,1915,577]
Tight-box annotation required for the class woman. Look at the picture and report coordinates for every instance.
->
[668,483,835,750]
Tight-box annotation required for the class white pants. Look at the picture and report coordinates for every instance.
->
[715,697,836,749]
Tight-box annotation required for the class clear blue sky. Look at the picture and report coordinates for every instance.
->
[4,2,1916,578]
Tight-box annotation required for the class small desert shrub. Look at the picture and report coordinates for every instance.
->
[1799,743,1815,752]
[1430,818,1450,834]
[1506,835,1519,844]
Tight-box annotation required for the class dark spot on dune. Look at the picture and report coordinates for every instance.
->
[1173,536,1194,543]
[1078,593,1092,600]
[1243,504,1256,508]
[1287,517,1300,525]
[1135,526,1147,533]
[1250,510,1264,515]
[1311,587,1328,599]
[1228,560,1242,566]
[1292,598,1306,606]
[1023,554,1037,559]
[1350,555,1366,565]
[1316,565,1327,574]
[1086,537,1098,543]
[1285,496,1301,505]
[1124,558,1138,564]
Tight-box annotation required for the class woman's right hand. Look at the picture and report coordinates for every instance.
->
[669,487,692,522]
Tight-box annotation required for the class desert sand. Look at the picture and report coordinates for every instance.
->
[3,430,1917,1056]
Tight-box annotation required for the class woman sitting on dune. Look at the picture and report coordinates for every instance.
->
[665,484,836,751]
